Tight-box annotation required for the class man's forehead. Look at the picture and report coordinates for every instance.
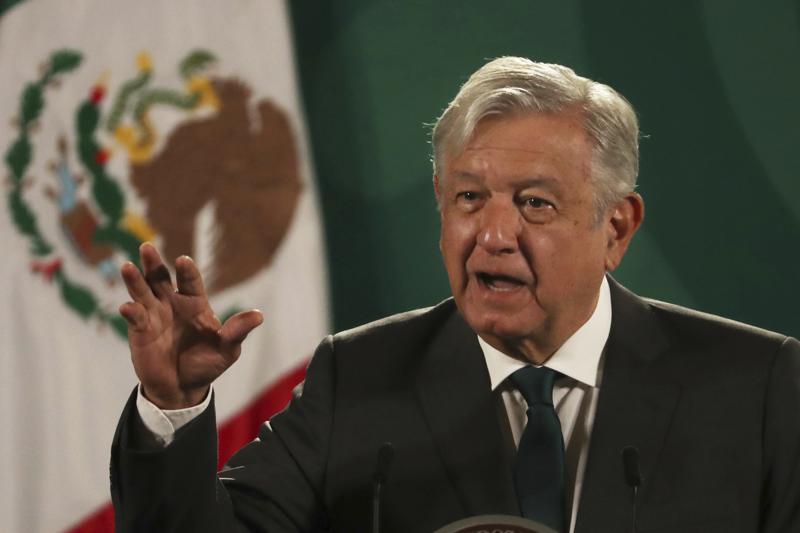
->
[439,112,593,184]
[446,170,565,191]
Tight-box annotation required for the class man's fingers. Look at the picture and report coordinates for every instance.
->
[119,301,148,329]
[175,255,206,297]
[120,262,160,309]
[140,242,174,300]
[219,309,264,356]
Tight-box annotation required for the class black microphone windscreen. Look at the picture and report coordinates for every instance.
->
[374,442,394,484]
[621,445,643,488]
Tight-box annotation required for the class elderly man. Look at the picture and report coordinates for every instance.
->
[111,57,800,533]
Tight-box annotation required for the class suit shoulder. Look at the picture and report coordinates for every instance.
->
[610,282,797,386]
[643,296,789,349]
[332,298,458,347]
[319,298,468,386]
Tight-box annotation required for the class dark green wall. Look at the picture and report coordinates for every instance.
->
[290,0,800,338]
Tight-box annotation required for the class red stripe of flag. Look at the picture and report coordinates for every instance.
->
[217,361,307,468]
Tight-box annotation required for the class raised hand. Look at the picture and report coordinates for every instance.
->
[119,243,263,409]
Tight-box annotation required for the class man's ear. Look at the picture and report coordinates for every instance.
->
[605,192,644,271]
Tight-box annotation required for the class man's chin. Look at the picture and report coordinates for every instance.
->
[462,309,541,343]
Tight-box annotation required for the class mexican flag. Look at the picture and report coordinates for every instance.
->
[0,1,330,531]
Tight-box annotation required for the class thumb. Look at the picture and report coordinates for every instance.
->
[219,309,264,356]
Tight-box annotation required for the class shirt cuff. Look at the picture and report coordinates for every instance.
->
[135,384,213,447]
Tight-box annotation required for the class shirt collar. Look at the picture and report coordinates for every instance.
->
[480,276,612,390]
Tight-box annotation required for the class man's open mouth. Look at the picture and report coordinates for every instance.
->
[477,272,526,291]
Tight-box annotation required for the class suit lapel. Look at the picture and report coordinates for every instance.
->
[575,279,682,533]
[415,281,682,528]
[416,308,519,518]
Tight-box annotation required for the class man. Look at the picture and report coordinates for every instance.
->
[111,57,800,533]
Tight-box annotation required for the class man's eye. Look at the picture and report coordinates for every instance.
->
[457,191,479,201]
[526,197,553,209]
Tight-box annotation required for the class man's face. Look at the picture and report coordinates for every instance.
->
[436,111,628,361]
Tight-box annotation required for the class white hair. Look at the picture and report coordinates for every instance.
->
[431,56,639,218]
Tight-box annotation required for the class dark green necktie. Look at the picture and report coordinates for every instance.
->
[510,366,566,533]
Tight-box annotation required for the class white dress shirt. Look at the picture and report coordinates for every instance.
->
[138,278,612,531]
[136,384,212,446]
[480,276,611,532]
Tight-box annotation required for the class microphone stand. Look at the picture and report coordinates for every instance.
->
[372,442,394,533]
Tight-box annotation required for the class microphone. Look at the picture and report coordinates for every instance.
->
[621,446,642,533]
[372,442,395,533]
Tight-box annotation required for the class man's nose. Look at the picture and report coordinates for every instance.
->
[478,202,521,254]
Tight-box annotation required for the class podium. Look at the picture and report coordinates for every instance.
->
[433,515,558,533]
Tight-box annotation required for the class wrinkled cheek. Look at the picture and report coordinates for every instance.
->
[440,230,475,292]
[442,252,468,293]
[521,236,555,285]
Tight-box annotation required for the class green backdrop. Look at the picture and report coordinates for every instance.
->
[290,0,800,339]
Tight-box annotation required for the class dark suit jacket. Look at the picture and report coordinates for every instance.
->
[111,279,800,533]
